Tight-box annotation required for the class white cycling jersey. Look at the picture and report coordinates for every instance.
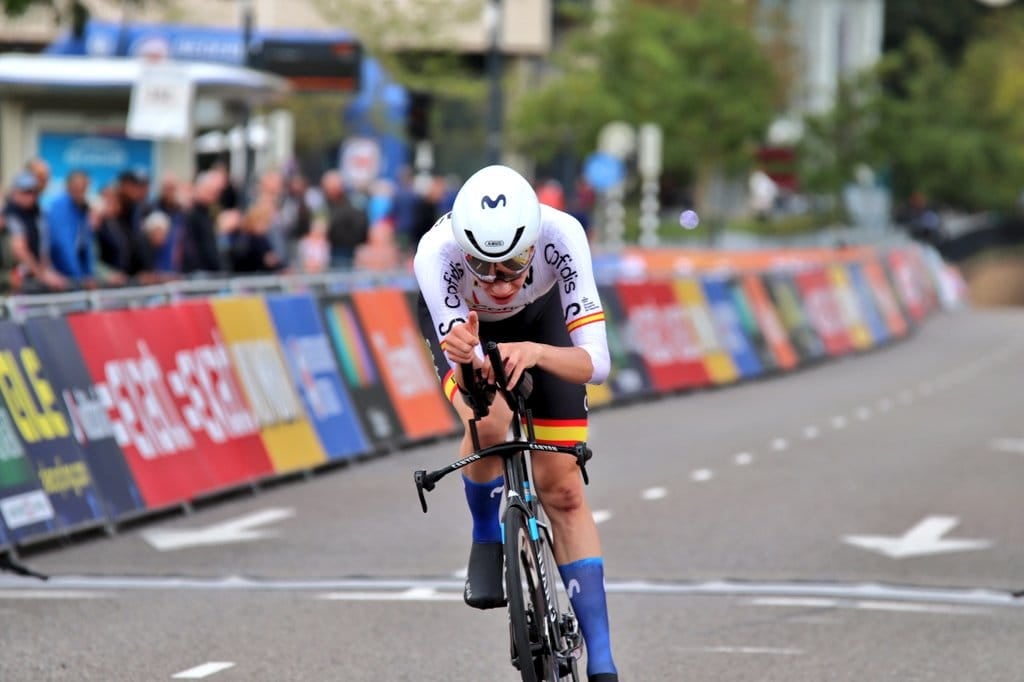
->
[414,204,610,384]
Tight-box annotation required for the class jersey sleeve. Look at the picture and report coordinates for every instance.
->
[413,223,472,370]
[546,213,611,384]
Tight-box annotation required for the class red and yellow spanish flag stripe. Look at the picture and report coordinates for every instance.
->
[566,311,605,334]
[524,418,588,446]
[443,369,459,404]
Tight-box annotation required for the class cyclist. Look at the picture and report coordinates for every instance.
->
[414,164,619,682]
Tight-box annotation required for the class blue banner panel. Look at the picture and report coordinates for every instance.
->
[23,317,146,520]
[701,277,763,379]
[725,277,778,374]
[847,263,890,345]
[0,321,106,541]
[265,294,370,461]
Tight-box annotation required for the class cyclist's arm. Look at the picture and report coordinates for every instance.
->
[551,211,611,384]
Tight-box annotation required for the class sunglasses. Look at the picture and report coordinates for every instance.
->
[465,247,534,283]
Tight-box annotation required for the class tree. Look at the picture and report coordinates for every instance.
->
[509,1,780,193]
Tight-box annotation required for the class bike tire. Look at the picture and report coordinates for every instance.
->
[537,518,582,681]
[505,505,542,682]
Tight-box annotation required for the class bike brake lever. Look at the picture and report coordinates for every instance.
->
[413,470,431,513]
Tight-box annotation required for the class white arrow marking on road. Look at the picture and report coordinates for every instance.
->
[843,516,992,559]
[142,508,295,551]
[172,662,236,679]
[991,438,1024,454]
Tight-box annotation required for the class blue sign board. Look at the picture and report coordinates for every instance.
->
[583,153,625,193]
[37,132,154,208]
[265,294,370,461]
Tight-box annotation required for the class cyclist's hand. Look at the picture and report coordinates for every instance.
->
[497,341,543,389]
[443,310,481,366]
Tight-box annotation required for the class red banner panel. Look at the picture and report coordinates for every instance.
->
[793,268,852,357]
[614,281,711,393]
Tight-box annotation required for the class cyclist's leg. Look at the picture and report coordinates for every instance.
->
[514,293,617,680]
[417,295,512,609]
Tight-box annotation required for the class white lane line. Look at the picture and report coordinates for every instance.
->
[751,597,837,608]
[899,390,914,405]
[991,438,1024,454]
[453,568,467,579]
[690,646,803,656]
[770,438,789,452]
[642,487,668,501]
[0,590,108,600]
[855,407,872,421]
[592,509,613,524]
[877,397,893,412]
[751,597,987,615]
[831,416,847,429]
[320,587,462,602]
[802,426,819,440]
[734,452,754,466]
[690,469,714,482]
[172,662,236,679]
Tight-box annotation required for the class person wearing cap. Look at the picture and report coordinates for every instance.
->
[2,171,68,292]
[47,169,95,286]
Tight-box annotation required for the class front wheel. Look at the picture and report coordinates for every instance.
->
[505,505,547,682]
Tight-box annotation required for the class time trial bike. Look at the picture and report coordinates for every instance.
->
[414,341,594,681]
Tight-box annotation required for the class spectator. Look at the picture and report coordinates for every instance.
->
[279,172,313,263]
[320,170,368,269]
[180,171,227,274]
[26,157,51,206]
[135,211,178,283]
[389,165,419,251]
[408,173,443,252]
[229,199,285,273]
[46,169,94,286]
[95,183,135,279]
[143,173,186,273]
[117,169,148,235]
[2,171,68,292]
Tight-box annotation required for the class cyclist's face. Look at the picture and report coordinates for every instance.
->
[480,266,527,300]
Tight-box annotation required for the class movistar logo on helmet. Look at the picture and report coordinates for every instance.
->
[465,226,525,258]
[480,194,507,209]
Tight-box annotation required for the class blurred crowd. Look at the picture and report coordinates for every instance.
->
[0,157,596,295]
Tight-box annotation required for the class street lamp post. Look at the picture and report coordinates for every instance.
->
[484,0,503,165]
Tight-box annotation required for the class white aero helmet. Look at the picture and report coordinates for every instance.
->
[451,164,541,264]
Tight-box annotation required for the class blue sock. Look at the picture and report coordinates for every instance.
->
[559,557,617,676]
[462,475,504,543]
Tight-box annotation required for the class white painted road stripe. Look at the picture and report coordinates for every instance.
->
[0,590,107,600]
[688,646,802,656]
[750,597,988,616]
[320,587,461,602]
[803,426,819,439]
[991,438,1024,454]
[855,407,872,420]
[770,438,788,452]
[172,662,235,679]
[734,452,753,466]
[831,416,847,429]
[642,487,668,501]
[592,509,613,524]
[690,469,714,482]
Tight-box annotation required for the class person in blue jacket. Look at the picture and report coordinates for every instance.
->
[46,169,95,286]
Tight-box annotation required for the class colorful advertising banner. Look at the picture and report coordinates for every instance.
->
[351,289,458,442]
[794,268,852,357]
[887,250,928,323]
[763,272,826,362]
[265,293,370,461]
[23,317,145,520]
[826,264,874,351]
[209,297,328,473]
[845,263,890,345]
[0,321,106,538]
[701,277,763,379]
[321,295,406,448]
[862,258,909,338]
[595,285,653,401]
[67,306,267,508]
[0,398,57,543]
[741,274,799,372]
[615,281,711,393]
[671,279,738,386]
